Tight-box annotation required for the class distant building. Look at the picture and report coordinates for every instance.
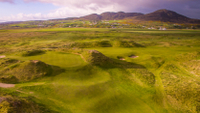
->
[159,27,167,30]
[148,27,155,29]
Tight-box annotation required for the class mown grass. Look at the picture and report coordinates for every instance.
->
[0,28,200,113]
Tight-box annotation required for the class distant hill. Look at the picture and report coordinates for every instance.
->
[0,21,23,25]
[80,12,143,20]
[1,9,200,25]
[100,12,143,20]
[132,9,200,23]
[79,9,200,23]
[49,17,78,21]
[81,14,102,20]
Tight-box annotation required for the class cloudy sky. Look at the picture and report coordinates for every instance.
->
[0,0,200,22]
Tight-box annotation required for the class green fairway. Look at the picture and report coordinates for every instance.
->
[9,51,86,68]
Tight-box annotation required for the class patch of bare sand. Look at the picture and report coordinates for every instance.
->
[0,55,6,58]
[0,83,15,88]
[119,58,125,60]
[129,55,139,58]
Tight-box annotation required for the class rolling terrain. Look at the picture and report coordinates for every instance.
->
[0,28,200,112]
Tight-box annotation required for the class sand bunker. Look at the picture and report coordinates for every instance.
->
[0,55,6,58]
[31,60,40,63]
[129,55,139,58]
[117,56,125,60]
[120,58,125,60]
[0,83,15,88]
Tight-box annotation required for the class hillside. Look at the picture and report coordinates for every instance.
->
[133,9,200,23]
[81,14,102,20]
[80,12,143,20]
[79,9,200,23]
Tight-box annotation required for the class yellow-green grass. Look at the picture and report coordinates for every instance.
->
[126,29,200,34]
[9,51,86,69]
[0,28,200,113]
[5,50,161,113]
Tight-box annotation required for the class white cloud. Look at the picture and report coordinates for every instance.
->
[0,4,117,22]
[0,0,152,21]
[23,0,151,11]
[0,0,199,21]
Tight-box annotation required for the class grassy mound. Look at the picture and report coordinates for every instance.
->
[0,58,21,83]
[112,40,145,48]
[0,95,55,113]
[63,40,145,48]
[161,63,200,112]
[81,49,155,86]
[60,40,144,48]
[92,40,112,47]
[12,60,52,82]
[82,50,112,65]
[21,50,46,57]
[64,40,112,48]
[0,58,19,69]
[0,60,52,83]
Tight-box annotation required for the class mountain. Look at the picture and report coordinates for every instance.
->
[80,12,143,20]
[79,9,200,23]
[132,9,200,23]
[1,9,200,25]
[81,14,102,20]
[100,12,143,20]
[49,17,78,21]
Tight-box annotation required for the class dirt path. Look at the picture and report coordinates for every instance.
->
[79,54,87,62]
[71,53,87,62]
[0,83,15,88]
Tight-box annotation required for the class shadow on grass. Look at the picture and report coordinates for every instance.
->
[88,93,145,113]
[21,50,46,57]
[97,58,145,69]
[50,65,65,77]
[74,81,112,98]
[71,58,145,81]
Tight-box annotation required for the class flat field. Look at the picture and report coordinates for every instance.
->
[0,28,200,113]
